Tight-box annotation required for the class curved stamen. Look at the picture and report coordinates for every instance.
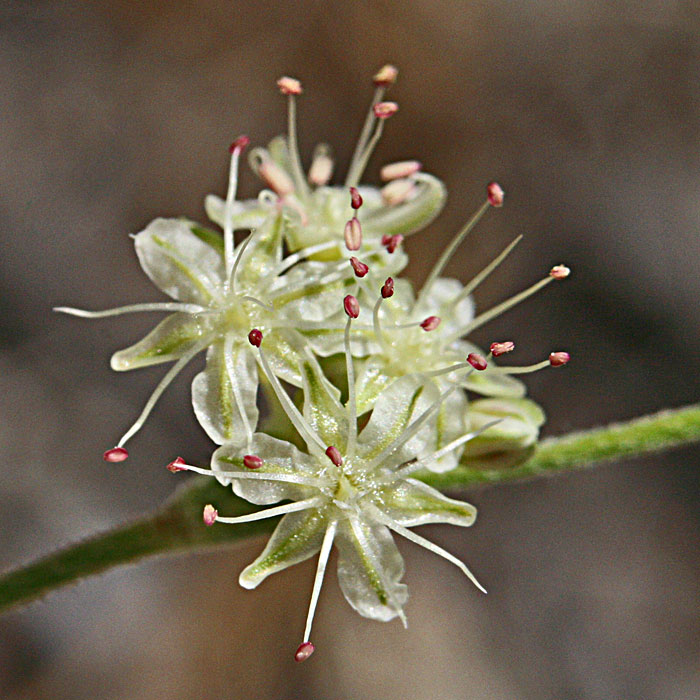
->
[224,137,249,285]
[240,295,274,313]
[228,229,257,293]
[54,302,207,318]
[302,520,338,644]
[216,497,324,525]
[273,240,341,276]
[178,462,330,488]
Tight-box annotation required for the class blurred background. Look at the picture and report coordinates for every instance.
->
[1,1,698,698]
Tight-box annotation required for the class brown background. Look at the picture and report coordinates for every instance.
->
[1,1,698,698]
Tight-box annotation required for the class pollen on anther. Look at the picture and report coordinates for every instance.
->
[229,135,250,154]
[490,341,515,357]
[243,454,263,470]
[350,257,369,278]
[549,351,570,367]
[487,182,505,207]
[248,329,263,347]
[294,641,315,663]
[373,101,398,119]
[103,447,129,463]
[203,504,218,526]
[277,76,302,95]
[467,353,488,371]
[381,277,394,299]
[344,295,360,318]
[549,264,571,280]
[166,456,186,473]
[350,187,363,210]
[373,64,398,87]
[420,316,441,331]
[325,446,343,466]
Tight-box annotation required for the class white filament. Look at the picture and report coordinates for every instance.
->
[54,302,207,318]
[303,520,338,642]
[216,497,324,525]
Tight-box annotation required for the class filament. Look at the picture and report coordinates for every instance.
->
[54,302,207,318]
[216,497,324,525]
[346,117,387,188]
[224,147,243,284]
[303,520,338,643]
[180,463,330,489]
[345,85,385,187]
[344,316,358,458]
[225,333,253,447]
[228,230,256,293]
[287,94,311,199]
[494,360,551,375]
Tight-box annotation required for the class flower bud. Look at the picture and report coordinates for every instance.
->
[228,135,250,154]
[487,182,504,207]
[380,160,422,182]
[103,447,128,462]
[243,454,263,470]
[325,446,343,466]
[294,641,315,662]
[276,76,302,95]
[549,351,570,367]
[373,64,398,86]
[203,504,218,526]
[349,186,363,210]
[373,101,398,119]
[490,341,515,357]
[344,295,360,318]
[248,329,263,347]
[350,257,369,278]
[381,277,394,299]
[166,456,186,473]
[344,217,362,251]
[467,353,488,371]
[549,265,570,280]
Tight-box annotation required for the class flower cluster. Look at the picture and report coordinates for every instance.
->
[58,66,570,662]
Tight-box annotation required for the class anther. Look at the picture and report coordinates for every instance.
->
[549,351,570,367]
[344,217,362,251]
[308,145,334,186]
[381,277,394,299]
[203,504,218,526]
[350,257,369,278]
[380,160,422,181]
[325,446,343,467]
[248,329,263,347]
[344,295,360,318]
[420,316,441,331]
[487,182,505,207]
[373,101,399,119]
[103,447,129,463]
[373,64,399,87]
[549,264,571,280]
[349,186,363,210]
[228,135,250,154]
[277,76,303,95]
[381,178,416,206]
[381,234,403,253]
[490,341,515,357]
[166,456,186,473]
[243,454,264,469]
[251,150,295,196]
[294,641,315,663]
[467,353,488,371]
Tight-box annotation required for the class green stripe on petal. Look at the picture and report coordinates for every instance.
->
[189,224,224,255]
[110,312,214,370]
[300,352,347,448]
[239,509,328,589]
[234,213,284,288]
[355,358,396,416]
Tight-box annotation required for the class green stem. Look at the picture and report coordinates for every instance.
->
[1,403,698,615]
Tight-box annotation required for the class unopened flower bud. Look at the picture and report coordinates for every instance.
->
[373,64,398,87]
[243,454,263,470]
[325,446,343,466]
[308,145,333,186]
[203,505,218,526]
[420,316,441,331]
[487,182,504,207]
[467,353,488,371]
[276,76,302,95]
[380,160,422,182]
[166,456,186,473]
[248,329,263,347]
[103,447,128,463]
[228,135,250,154]
[381,277,394,299]
[344,217,362,251]
[349,186,363,210]
[549,265,570,280]
[294,641,315,662]
[373,101,398,119]
[344,295,360,318]
[549,351,570,367]
[381,178,416,206]
[350,257,369,278]
[490,341,515,357]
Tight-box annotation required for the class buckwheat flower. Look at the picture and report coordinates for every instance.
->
[171,316,499,661]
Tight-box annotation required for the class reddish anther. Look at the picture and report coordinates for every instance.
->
[381,234,403,253]
[381,277,395,299]
[294,641,315,662]
[325,446,343,466]
[420,316,441,331]
[487,182,505,207]
[344,295,360,318]
[166,456,186,473]
[467,353,488,371]
[243,454,263,470]
[203,504,218,526]
[248,329,263,347]
[373,64,398,87]
[350,187,363,210]
[344,217,362,251]
[490,341,515,357]
[373,101,398,119]
[350,257,369,278]
[103,447,128,463]
[549,265,571,280]
[228,135,250,154]
[549,351,570,367]
[277,76,303,95]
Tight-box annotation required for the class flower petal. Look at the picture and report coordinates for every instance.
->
[110,312,214,370]
[239,509,328,589]
[134,218,225,305]
[335,518,407,622]
[204,194,272,231]
[430,385,469,472]
[192,340,259,445]
[376,478,477,527]
[259,328,305,387]
[354,358,396,416]
[233,213,284,289]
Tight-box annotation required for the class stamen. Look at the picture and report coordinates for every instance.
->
[420,316,441,332]
[243,454,263,469]
[177,462,330,489]
[103,447,129,462]
[381,277,394,298]
[302,520,338,647]
[380,160,422,181]
[381,234,403,253]
[549,351,570,367]
[344,315,358,457]
[277,76,302,95]
[216,497,324,525]
[325,446,343,466]
[116,342,206,448]
[350,186,363,210]
[249,148,295,196]
[350,257,369,278]
[344,217,362,251]
[467,353,488,371]
[247,328,263,347]
[240,295,274,313]
[494,351,570,374]
[380,178,416,206]
[346,102,398,187]
[373,64,399,87]
[344,294,360,319]
[295,642,315,663]
[225,333,253,446]
[203,504,218,526]
[490,341,515,357]
[373,101,399,119]
[166,456,186,472]
[277,76,310,199]
[273,239,341,276]
[487,181,504,207]
[549,264,571,280]
[308,144,334,186]
[54,302,207,318]
[224,136,250,284]
[228,225,257,292]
